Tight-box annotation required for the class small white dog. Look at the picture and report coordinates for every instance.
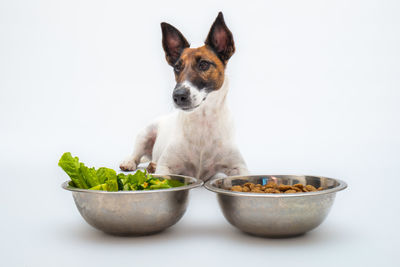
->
[120,12,248,181]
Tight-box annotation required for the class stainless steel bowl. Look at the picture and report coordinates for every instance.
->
[62,174,203,236]
[205,175,347,237]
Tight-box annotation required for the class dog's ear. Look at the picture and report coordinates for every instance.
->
[205,12,235,64]
[161,22,190,66]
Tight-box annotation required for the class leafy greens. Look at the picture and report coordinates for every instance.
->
[58,152,184,191]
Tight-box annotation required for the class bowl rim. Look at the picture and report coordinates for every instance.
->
[61,173,203,194]
[204,174,347,198]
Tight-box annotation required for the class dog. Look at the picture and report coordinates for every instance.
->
[120,12,248,181]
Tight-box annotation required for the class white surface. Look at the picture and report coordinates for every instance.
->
[1,0,399,266]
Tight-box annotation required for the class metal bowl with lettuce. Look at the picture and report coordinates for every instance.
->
[59,153,203,235]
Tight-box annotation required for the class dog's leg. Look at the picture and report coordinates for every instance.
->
[214,147,249,177]
[208,164,248,186]
[120,124,157,171]
[153,146,198,177]
[154,164,172,175]
[224,165,249,176]
[210,165,248,180]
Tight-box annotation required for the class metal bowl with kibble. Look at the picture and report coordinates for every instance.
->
[205,175,347,237]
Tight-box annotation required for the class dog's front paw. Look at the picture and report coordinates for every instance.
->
[119,159,137,171]
[146,162,157,173]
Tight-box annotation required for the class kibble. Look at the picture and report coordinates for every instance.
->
[284,189,297,194]
[230,182,325,194]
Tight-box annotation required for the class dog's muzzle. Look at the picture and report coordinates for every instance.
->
[173,84,191,109]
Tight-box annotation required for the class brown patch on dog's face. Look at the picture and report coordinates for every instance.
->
[173,46,225,92]
[162,12,235,110]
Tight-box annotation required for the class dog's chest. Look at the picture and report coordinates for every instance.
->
[184,110,222,143]
[177,107,232,177]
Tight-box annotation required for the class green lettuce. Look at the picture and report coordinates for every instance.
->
[96,167,116,184]
[79,164,99,188]
[58,152,185,191]
[58,152,89,189]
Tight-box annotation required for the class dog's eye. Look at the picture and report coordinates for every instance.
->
[198,60,210,71]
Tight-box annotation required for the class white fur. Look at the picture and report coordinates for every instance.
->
[120,76,248,181]
[180,80,208,108]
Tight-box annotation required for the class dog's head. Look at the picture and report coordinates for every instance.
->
[161,12,235,111]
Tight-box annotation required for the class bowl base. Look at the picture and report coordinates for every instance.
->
[101,229,166,237]
[241,230,307,239]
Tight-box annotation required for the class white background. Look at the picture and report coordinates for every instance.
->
[1,0,399,266]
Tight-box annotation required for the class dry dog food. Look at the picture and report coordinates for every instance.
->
[230,182,324,193]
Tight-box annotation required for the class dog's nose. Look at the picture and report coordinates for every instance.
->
[173,88,190,106]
